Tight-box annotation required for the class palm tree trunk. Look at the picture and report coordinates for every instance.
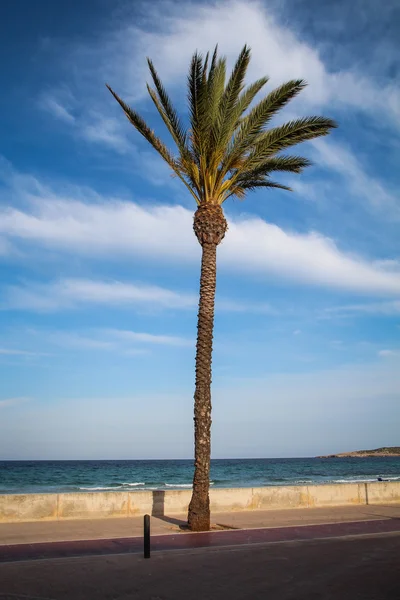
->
[187,241,217,532]
[187,204,227,532]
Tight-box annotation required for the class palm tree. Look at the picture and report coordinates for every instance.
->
[107,45,336,532]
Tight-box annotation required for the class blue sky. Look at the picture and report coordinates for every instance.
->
[1,0,399,459]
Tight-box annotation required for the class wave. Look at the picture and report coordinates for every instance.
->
[121,482,145,486]
[122,486,159,491]
[165,483,192,488]
[327,479,377,484]
[79,482,145,490]
[79,486,123,491]
[164,481,214,488]
[329,476,400,484]
[290,480,310,484]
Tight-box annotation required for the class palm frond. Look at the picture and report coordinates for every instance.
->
[218,80,307,180]
[251,116,337,159]
[237,155,312,180]
[187,52,202,122]
[187,51,208,158]
[206,57,227,157]
[234,77,269,123]
[219,44,251,119]
[207,56,226,125]
[146,58,187,150]
[202,51,210,86]
[226,179,292,200]
[208,45,219,81]
[106,84,200,204]
[225,155,309,201]
[106,84,175,164]
[213,45,251,158]
[242,180,292,191]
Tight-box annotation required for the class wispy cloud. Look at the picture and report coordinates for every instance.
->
[0,397,30,408]
[0,347,42,357]
[2,278,277,315]
[378,349,400,358]
[0,236,13,256]
[216,298,278,314]
[80,113,132,153]
[324,300,400,317]
[36,331,116,351]
[308,139,400,219]
[23,327,191,355]
[2,279,198,312]
[40,96,75,123]
[106,329,192,347]
[38,88,76,123]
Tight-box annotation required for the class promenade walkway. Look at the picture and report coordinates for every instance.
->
[0,504,399,562]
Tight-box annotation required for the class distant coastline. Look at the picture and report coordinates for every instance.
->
[317,447,400,458]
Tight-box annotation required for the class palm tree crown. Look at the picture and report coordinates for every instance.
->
[106,45,336,207]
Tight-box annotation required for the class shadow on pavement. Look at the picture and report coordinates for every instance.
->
[151,490,188,528]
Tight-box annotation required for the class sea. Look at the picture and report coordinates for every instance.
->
[1,457,399,495]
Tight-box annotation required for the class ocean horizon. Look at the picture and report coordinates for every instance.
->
[1,457,399,495]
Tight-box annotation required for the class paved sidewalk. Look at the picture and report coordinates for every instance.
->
[0,534,399,600]
[1,504,399,545]
[1,517,400,563]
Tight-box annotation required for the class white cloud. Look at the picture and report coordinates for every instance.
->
[52,0,400,134]
[0,197,196,259]
[222,215,400,296]
[2,191,400,297]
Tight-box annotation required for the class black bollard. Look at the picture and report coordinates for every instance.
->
[144,514,151,559]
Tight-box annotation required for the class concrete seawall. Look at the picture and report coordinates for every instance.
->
[0,482,399,523]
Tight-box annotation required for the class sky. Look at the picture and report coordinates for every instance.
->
[0,0,399,460]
